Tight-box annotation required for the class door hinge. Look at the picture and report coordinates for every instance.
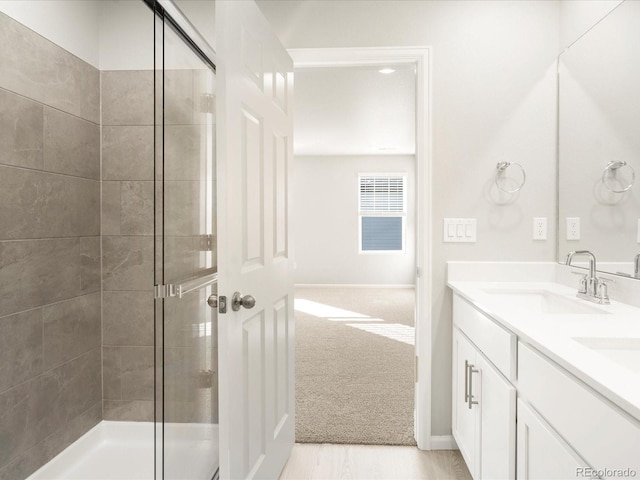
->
[199,234,215,252]
[200,93,216,113]
[218,295,227,314]
[416,267,421,278]
[154,284,177,298]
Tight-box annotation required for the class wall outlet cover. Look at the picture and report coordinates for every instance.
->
[533,217,547,240]
[566,217,580,241]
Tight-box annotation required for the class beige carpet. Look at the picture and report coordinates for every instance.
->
[295,286,417,446]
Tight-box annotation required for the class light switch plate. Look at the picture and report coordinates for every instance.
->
[444,218,476,243]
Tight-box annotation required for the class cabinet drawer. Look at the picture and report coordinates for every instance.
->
[453,294,515,379]
[518,342,640,474]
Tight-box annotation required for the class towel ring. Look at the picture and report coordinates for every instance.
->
[602,161,635,193]
[495,162,526,194]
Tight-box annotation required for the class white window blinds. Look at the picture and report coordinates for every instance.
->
[359,175,406,214]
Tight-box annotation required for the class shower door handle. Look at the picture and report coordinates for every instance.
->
[154,270,218,299]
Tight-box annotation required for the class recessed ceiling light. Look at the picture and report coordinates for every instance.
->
[378,68,395,74]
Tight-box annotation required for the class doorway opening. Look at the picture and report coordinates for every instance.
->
[289,47,432,449]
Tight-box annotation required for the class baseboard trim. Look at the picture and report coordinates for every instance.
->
[430,435,458,450]
[295,283,416,289]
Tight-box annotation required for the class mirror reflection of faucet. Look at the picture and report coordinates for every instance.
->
[565,250,611,304]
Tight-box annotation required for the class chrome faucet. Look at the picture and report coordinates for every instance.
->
[565,250,610,304]
[635,253,640,279]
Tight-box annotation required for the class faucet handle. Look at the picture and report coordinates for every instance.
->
[569,270,588,293]
[596,281,611,304]
[578,275,588,294]
[595,277,613,304]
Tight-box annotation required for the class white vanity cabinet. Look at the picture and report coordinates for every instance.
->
[518,341,640,479]
[452,296,516,480]
[516,398,589,480]
[451,289,640,480]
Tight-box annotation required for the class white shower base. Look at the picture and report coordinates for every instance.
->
[28,421,218,480]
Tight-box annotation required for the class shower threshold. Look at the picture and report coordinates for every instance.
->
[28,421,219,480]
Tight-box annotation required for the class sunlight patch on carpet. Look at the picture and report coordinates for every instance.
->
[294,298,369,319]
[326,317,384,322]
[346,323,415,346]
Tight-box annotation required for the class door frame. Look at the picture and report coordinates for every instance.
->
[288,46,433,450]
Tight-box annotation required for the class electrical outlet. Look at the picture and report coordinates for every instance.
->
[566,217,580,240]
[533,217,547,240]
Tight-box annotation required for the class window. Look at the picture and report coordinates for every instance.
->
[358,174,407,253]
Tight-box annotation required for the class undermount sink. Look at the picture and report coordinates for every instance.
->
[480,288,610,315]
[573,337,640,374]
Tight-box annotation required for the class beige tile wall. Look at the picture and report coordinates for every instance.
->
[101,70,156,422]
[0,12,101,479]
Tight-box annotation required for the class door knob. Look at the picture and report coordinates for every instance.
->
[232,291,256,311]
[207,294,218,308]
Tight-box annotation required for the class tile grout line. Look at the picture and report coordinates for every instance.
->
[0,346,101,400]
[0,162,101,182]
[0,291,101,320]
[0,84,100,126]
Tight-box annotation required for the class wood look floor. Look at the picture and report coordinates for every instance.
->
[279,443,473,480]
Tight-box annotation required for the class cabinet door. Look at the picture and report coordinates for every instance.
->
[517,399,589,480]
[477,354,515,480]
[452,328,479,477]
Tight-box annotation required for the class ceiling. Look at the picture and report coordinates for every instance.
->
[294,64,416,156]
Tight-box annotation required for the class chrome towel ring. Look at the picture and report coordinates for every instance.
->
[495,162,526,194]
[602,161,635,193]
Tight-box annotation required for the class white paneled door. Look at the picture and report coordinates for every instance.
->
[216,1,295,479]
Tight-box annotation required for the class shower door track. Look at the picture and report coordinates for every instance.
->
[142,0,217,72]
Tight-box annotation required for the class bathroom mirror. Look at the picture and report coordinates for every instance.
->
[558,0,640,278]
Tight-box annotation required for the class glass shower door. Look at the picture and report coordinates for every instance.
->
[153,5,218,479]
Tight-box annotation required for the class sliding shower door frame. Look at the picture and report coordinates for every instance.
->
[144,1,219,479]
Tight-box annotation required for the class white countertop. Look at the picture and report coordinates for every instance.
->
[448,280,640,422]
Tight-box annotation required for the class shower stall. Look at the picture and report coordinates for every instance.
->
[0,1,218,479]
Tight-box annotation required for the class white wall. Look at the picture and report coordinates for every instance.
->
[295,155,416,285]
[294,66,416,156]
[559,0,623,49]
[0,0,100,67]
[257,0,560,436]
[98,0,154,71]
